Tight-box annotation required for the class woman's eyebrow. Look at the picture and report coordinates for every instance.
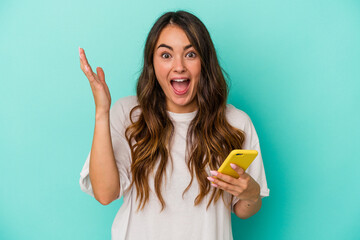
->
[157,44,193,51]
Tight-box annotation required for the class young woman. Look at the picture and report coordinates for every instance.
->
[79,10,269,240]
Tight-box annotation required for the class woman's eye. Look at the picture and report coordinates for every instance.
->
[186,52,196,58]
[161,53,171,59]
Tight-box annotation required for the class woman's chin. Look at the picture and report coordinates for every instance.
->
[167,97,197,113]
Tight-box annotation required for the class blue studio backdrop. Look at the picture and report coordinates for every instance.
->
[0,0,359,239]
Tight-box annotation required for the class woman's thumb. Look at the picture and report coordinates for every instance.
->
[96,67,105,83]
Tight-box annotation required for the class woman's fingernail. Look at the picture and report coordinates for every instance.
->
[211,183,218,188]
[230,163,236,169]
[207,176,215,182]
[210,170,218,176]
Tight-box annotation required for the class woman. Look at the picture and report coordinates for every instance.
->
[79,10,269,240]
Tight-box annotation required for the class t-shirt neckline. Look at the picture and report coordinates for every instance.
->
[167,110,198,122]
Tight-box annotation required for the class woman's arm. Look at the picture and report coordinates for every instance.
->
[89,113,120,205]
[233,195,262,219]
[80,48,120,205]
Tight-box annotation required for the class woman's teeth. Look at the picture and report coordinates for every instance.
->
[172,79,189,82]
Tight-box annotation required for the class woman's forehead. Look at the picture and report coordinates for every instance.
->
[155,25,192,50]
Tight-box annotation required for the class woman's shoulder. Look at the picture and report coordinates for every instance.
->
[110,96,139,126]
[225,104,260,147]
[112,95,139,110]
[225,104,252,125]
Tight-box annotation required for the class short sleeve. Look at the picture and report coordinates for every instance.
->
[79,98,134,201]
[229,109,270,212]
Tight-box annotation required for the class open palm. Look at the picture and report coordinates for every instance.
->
[79,47,111,114]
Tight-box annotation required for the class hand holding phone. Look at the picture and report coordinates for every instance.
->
[217,150,258,178]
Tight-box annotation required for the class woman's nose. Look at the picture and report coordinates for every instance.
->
[173,57,186,73]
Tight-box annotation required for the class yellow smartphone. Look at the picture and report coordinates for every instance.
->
[217,150,258,178]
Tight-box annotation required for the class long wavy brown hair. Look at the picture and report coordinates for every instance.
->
[125,11,245,212]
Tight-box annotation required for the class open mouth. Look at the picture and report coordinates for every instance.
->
[170,79,190,95]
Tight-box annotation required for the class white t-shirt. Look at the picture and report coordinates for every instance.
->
[79,96,270,240]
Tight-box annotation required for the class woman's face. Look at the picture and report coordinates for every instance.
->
[153,24,201,113]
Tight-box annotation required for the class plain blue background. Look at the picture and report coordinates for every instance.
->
[1,0,359,239]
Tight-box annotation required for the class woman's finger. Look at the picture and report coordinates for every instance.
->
[207,176,243,195]
[211,182,238,196]
[229,163,247,179]
[96,67,105,83]
[79,48,99,84]
[79,48,88,70]
[209,170,238,185]
[79,48,93,73]
[79,48,92,68]
[96,67,111,99]
[84,65,97,84]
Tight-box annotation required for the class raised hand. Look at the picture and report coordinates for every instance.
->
[79,47,111,116]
